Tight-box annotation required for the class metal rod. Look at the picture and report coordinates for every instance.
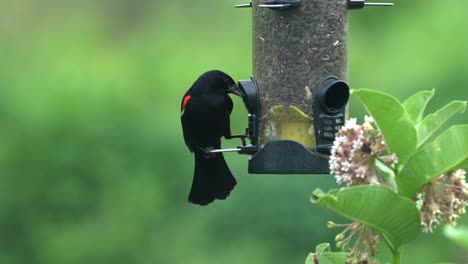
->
[259,4,291,8]
[209,148,242,153]
[235,3,252,8]
[364,2,394,7]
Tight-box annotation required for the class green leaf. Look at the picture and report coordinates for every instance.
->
[312,186,421,249]
[352,89,417,165]
[403,89,434,124]
[316,243,331,254]
[305,243,346,264]
[416,100,467,147]
[444,226,468,249]
[305,253,316,264]
[375,159,397,190]
[375,158,395,181]
[397,125,468,197]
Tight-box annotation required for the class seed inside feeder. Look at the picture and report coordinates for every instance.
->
[253,0,348,150]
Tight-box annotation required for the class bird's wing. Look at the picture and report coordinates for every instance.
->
[226,95,233,114]
[181,93,195,152]
[223,95,234,138]
[181,93,192,116]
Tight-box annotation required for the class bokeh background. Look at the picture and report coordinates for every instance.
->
[0,0,467,263]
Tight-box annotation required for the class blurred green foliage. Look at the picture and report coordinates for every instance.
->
[0,0,466,263]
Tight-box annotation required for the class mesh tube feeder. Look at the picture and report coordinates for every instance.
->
[234,0,392,174]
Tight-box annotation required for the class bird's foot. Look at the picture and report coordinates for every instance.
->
[200,147,216,158]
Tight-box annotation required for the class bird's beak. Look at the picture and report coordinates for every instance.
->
[227,84,245,97]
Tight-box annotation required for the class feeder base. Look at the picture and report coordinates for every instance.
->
[248,140,330,174]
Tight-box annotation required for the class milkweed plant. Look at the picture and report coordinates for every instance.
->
[306,89,468,264]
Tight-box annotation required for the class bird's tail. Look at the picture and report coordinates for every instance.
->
[189,152,237,206]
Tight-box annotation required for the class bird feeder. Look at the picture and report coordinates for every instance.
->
[228,0,393,174]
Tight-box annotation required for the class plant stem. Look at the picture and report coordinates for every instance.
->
[380,233,395,255]
[392,248,401,264]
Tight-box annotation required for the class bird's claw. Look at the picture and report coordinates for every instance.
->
[200,147,216,158]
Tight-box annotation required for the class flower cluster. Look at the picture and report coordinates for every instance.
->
[329,116,397,186]
[419,169,468,233]
[329,221,380,264]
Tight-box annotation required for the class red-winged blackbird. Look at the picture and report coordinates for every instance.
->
[181,70,243,206]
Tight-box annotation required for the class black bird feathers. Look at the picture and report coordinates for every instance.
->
[181,70,241,205]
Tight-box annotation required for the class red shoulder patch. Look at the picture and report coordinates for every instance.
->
[181,95,191,114]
